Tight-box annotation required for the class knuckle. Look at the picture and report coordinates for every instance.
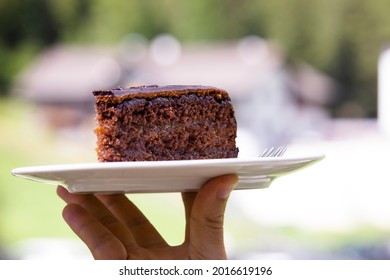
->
[93,231,114,248]
[125,216,148,229]
[191,213,225,231]
[99,214,118,226]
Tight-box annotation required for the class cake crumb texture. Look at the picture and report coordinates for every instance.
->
[94,85,238,161]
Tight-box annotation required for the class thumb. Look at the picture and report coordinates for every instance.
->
[188,174,238,260]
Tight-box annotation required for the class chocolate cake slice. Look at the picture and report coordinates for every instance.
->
[93,85,239,161]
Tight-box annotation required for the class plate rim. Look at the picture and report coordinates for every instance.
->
[12,154,325,175]
[11,154,325,193]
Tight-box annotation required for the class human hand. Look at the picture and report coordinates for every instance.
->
[56,174,238,260]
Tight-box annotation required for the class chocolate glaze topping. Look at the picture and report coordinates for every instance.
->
[93,85,229,102]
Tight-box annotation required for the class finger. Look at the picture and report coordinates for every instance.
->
[181,192,196,243]
[95,193,167,248]
[189,174,238,260]
[62,203,127,260]
[57,185,105,212]
[57,186,137,249]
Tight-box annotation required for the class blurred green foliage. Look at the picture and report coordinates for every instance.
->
[1,0,390,117]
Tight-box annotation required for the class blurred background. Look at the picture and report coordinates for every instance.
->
[1,0,390,259]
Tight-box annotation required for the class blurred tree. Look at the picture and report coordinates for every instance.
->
[0,0,58,47]
[1,0,390,117]
[48,0,91,41]
[0,0,88,93]
[70,0,142,42]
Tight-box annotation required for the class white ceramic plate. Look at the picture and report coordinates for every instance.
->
[11,155,324,193]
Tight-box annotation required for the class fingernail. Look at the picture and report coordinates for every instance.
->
[217,175,238,199]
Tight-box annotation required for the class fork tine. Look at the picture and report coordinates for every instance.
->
[259,146,287,158]
[274,146,287,157]
[260,147,275,157]
[269,147,280,157]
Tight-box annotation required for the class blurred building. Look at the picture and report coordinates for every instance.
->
[12,34,336,151]
[12,45,122,128]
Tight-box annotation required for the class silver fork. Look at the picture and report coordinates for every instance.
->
[260,146,287,158]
